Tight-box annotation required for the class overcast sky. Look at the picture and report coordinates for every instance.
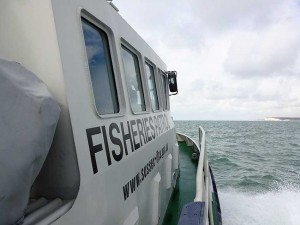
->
[114,0,300,120]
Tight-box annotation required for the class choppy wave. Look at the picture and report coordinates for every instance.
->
[220,188,300,225]
[175,120,300,224]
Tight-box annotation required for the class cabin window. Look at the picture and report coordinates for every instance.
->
[145,62,159,111]
[160,71,169,110]
[121,45,146,112]
[81,18,119,115]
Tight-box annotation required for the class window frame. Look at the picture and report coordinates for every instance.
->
[120,40,150,114]
[80,11,125,118]
[144,59,161,112]
[158,69,170,111]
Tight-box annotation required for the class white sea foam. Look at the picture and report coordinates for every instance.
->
[219,189,300,225]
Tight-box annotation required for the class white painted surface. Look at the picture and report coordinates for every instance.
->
[173,143,179,170]
[123,207,139,225]
[152,173,161,225]
[0,0,178,224]
[165,154,173,189]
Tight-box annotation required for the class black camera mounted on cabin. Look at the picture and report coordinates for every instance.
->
[167,71,178,95]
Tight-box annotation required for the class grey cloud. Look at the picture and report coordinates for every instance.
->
[190,0,285,32]
[249,76,300,109]
[193,80,251,100]
[116,0,300,120]
[116,0,204,52]
[224,19,300,77]
[164,22,204,51]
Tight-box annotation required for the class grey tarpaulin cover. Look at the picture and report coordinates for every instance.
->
[0,59,61,225]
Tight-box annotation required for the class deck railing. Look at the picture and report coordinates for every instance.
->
[176,127,214,225]
[194,126,214,225]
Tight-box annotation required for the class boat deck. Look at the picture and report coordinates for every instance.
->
[162,141,198,225]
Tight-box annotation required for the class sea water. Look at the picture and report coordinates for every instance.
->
[174,121,300,225]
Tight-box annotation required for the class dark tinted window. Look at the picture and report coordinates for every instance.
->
[121,46,146,112]
[160,72,169,110]
[82,18,119,114]
[145,62,159,110]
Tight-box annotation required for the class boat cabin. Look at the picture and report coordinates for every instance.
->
[0,0,179,224]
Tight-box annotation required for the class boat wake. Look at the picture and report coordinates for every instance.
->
[219,188,300,225]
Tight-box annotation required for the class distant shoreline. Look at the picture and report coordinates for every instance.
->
[264,117,300,121]
[173,119,300,121]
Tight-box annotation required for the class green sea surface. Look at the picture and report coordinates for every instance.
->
[174,121,300,225]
